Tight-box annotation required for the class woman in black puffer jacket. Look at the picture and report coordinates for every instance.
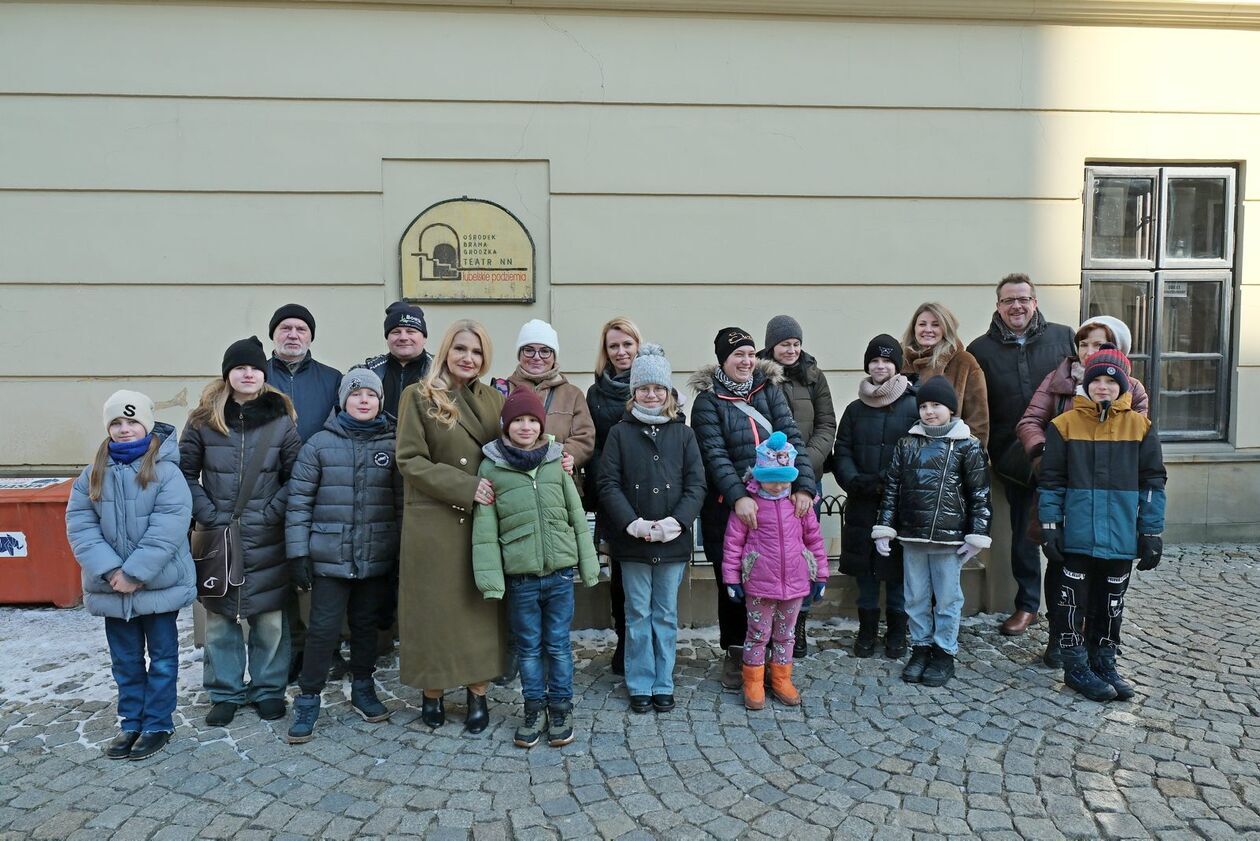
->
[689,327,815,691]
[180,337,302,726]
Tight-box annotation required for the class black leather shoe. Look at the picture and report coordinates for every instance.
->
[651,694,675,713]
[205,702,238,727]
[127,731,171,761]
[628,695,653,714]
[253,698,286,721]
[463,689,489,734]
[105,730,139,759]
[421,695,445,728]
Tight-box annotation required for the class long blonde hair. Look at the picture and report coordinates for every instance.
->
[420,319,494,428]
[593,316,643,377]
[88,435,161,502]
[902,302,962,374]
[186,378,294,436]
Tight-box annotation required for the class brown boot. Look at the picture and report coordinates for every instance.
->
[721,646,743,692]
[742,665,766,710]
[768,662,801,706]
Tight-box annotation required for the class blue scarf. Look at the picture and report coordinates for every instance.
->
[337,411,387,434]
[108,435,152,465]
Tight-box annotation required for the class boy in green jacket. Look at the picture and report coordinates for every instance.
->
[473,389,599,748]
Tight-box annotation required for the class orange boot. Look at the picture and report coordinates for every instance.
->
[768,662,801,706]
[742,665,766,710]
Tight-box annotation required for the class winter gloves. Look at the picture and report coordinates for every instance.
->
[1137,534,1163,571]
[1041,525,1065,565]
[627,517,683,543]
[956,543,982,563]
[874,537,892,557]
[626,519,653,540]
[810,581,826,601]
[726,584,745,603]
[291,557,313,592]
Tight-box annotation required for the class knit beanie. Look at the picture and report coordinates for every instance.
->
[515,319,560,355]
[1079,315,1133,357]
[629,343,672,391]
[916,375,958,415]
[102,390,156,435]
[751,431,799,483]
[269,303,316,340]
[1081,343,1131,396]
[338,368,385,409]
[763,315,803,350]
[714,327,756,366]
[221,336,268,380]
[383,301,427,338]
[864,334,904,372]
[500,388,547,430]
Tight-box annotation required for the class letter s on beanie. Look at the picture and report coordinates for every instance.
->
[103,390,156,434]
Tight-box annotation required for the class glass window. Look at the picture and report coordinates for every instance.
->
[1158,358,1221,434]
[1089,176,1155,262]
[1165,178,1227,260]
[1161,280,1221,355]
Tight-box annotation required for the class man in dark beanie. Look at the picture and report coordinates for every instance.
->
[266,304,342,443]
[359,301,433,421]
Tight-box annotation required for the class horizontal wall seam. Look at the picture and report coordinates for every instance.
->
[0,188,1080,201]
[0,187,381,196]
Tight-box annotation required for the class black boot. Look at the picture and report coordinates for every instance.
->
[1089,645,1135,701]
[421,694,445,728]
[1062,646,1118,702]
[884,611,908,660]
[854,609,880,658]
[902,646,932,683]
[1042,636,1064,669]
[793,612,808,659]
[611,638,625,676]
[464,689,489,734]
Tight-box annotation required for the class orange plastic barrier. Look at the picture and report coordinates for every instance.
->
[0,478,81,608]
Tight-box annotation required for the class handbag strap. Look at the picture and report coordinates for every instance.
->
[728,398,774,441]
[231,421,283,519]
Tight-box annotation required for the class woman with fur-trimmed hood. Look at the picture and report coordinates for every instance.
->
[689,327,816,691]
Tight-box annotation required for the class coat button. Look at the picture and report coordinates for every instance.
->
[653,487,660,494]
[460,517,465,524]
[653,455,659,461]
[460,457,468,465]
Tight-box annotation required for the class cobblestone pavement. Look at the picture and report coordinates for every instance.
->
[2,543,1259,840]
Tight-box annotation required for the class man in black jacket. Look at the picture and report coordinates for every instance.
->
[266,304,342,443]
[359,301,433,421]
[967,274,1074,637]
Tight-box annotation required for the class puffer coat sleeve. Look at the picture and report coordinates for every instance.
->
[874,438,909,535]
[959,439,993,538]
[284,437,322,561]
[689,390,748,506]
[179,424,228,529]
[65,469,125,578]
[1016,367,1063,459]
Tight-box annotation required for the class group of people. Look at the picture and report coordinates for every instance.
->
[63,273,1167,761]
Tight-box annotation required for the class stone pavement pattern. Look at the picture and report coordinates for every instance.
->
[1,543,1259,840]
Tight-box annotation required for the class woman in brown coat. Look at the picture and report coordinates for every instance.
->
[900,302,989,448]
[396,319,506,733]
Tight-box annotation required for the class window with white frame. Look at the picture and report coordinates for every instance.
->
[1082,165,1236,440]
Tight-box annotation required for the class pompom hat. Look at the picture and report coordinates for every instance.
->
[751,431,800,483]
[1082,343,1131,396]
[103,390,156,435]
[630,343,672,391]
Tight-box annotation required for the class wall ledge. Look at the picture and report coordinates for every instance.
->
[1163,444,1260,464]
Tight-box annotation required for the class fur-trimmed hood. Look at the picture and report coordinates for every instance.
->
[226,390,295,430]
[687,359,785,395]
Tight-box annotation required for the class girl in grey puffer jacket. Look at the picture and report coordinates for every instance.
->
[65,391,195,760]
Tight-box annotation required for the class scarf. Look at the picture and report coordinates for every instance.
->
[631,402,670,426]
[755,483,791,500]
[512,364,566,391]
[497,438,549,472]
[1071,360,1087,396]
[598,367,632,401]
[108,435,152,465]
[920,418,960,438]
[714,367,754,398]
[858,374,910,408]
[337,411,387,434]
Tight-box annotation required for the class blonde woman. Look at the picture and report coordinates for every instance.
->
[395,319,506,733]
[901,303,990,448]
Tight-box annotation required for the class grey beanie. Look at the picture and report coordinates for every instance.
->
[764,315,803,350]
[629,343,672,391]
[339,368,385,409]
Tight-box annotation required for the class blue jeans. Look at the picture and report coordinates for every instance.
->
[506,569,576,704]
[856,573,906,613]
[202,609,290,704]
[902,542,964,655]
[620,561,686,696]
[104,612,180,733]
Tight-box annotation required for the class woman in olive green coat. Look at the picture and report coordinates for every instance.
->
[396,319,506,733]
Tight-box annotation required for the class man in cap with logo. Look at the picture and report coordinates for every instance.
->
[359,301,433,421]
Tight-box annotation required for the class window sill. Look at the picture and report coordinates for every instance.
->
[1162,443,1260,464]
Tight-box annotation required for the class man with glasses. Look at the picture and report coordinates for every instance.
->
[968,274,1074,639]
[359,301,433,421]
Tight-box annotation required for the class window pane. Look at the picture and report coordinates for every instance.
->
[1166,178,1227,260]
[1161,281,1222,354]
[1086,280,1151,355]
[1090,177,1155,261]
[1158,358,1221,433]
[1129,357,1148,387]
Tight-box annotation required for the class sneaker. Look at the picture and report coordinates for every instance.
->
[287,694,320,744]
[901,646,932,684]
[205,701,238,727]
[921,647,955,687]
[1062,647,1118,702]
[514,700,547,748]
[547,702,574,747]
[350,678,390,723]
[253,698,287,721]
[127,731,171,761]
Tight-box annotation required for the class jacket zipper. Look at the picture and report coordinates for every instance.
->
[927,440,955,542]
[533,477,546,573]
[236,405,244,623]
[776,498,787,600]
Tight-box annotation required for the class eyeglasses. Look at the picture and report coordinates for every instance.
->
[520,346,554,359]
[998,296,1034,307]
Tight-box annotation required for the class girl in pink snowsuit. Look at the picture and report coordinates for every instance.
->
[722,431,828,709]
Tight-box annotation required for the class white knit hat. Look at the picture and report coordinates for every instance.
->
[1081,315,1133,356]
[103,390,156,435]
[515,319,559,355]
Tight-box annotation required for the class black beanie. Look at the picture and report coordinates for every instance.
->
[269,303,315,339]
[916,375,958,415]
[714,327,755,366]
[864,334,904,372]
[222,336,268,380]
[384,301,427,338]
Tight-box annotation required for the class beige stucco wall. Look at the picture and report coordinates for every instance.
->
[1,0,1258,542]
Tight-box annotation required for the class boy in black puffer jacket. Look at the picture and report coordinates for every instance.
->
[873,376,991,688]
[284,370,403,743]
[833,335,920,660]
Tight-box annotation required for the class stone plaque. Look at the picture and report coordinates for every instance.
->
[399,197,535,302]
